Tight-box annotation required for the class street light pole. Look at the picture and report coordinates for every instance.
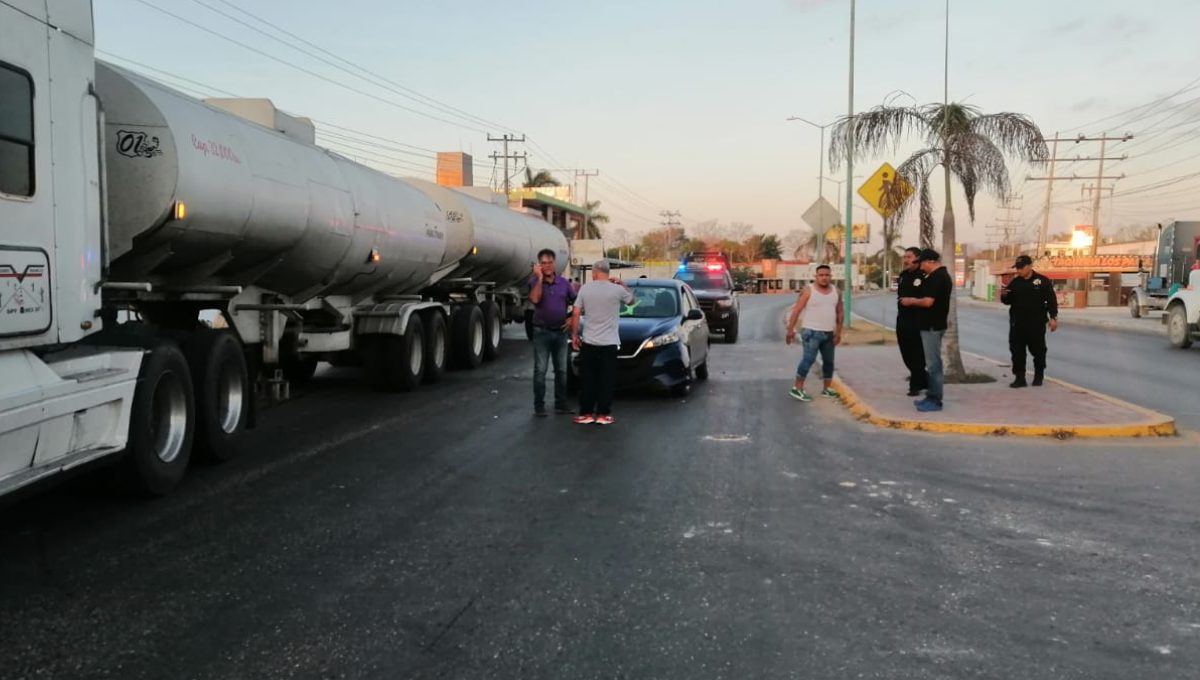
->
[844,0,857,325]
[788,116,835,262]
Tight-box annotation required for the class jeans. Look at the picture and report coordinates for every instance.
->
[578,343,618,416]
[796,329,836,380]
[920,329,945,403]
[532,327,569,408]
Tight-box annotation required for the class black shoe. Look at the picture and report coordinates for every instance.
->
[534,406,549,417]
[1032,374,1044,387]
[1009,378,1027,388]
[907,388,922,397]
[555,404,575,414]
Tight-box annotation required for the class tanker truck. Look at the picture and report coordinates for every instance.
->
[0,3,568,498]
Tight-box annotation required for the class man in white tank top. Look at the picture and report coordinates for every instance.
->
[784,265,843,402]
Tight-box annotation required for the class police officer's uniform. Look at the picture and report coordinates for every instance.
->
[895,267,927,395]
[1001,255,1058,386]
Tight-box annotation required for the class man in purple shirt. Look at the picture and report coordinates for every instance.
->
[529,248,577,416]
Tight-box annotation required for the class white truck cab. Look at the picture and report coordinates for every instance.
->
[1163,268,1200,349]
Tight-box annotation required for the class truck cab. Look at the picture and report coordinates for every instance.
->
[1164,266,1200,349]
[1129,221,1200,318]
[672,252,743,343]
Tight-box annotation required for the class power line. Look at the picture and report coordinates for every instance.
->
[130,0,491,133]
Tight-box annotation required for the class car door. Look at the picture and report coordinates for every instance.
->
[682,287,708,366]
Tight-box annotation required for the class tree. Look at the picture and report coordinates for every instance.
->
[796,229,841,263]
[761,234,783,260]
[583,200,609,240]
[523,168,560,188]
[781,229,808,258]
[830,102,1047,381]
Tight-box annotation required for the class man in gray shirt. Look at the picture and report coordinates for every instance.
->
[569,261,634,425]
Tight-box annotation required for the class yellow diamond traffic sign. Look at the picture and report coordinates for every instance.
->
[857,162,914,219]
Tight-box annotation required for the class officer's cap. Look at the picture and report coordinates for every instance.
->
[917,248,941,263]
[1013,255,1033,269]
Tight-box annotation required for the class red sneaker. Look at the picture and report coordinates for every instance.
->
[573,414,596,424]
[595,415,615,426]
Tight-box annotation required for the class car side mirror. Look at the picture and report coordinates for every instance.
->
[686,309,704,321]
[733,284,745,292]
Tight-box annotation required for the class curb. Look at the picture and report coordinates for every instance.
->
[828,346,1177,439]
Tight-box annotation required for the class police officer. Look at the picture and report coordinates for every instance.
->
[895,247,926,396]
[1000,255,1058,387]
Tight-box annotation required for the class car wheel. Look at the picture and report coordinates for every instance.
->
[695,361,709,381]
[1167,304,1193,349]
[724,320,739,344]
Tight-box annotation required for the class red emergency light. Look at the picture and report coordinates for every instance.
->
[706,263,724,271]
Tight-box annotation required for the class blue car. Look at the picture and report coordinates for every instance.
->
[569,279,711,396]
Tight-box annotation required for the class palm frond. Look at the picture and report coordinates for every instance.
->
[918,179,935,249]
[968,113,1049,164]
[921,102,978,144]
[882,147,942,230]
[946,133,1011,223]
[828,105,929,170]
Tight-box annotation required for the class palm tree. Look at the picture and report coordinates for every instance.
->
[795,229,841,263]
[583,200,608,240]
[523,168,560,188]
[829,102,1047,380]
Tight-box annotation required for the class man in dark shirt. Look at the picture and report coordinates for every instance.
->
[528,249,576,416]
[1000,254,1059,387]
[895,246,927,396]
[900,248,953,412]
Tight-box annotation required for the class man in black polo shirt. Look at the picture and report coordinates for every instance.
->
[1001,254,1058,387]
[899,248,952,412]
[895,246,927,396]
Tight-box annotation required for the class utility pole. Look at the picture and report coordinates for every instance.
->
[1027,132,1131,256]
[660,210,682,261]
[575,169,599,240]
[987,194,1023,259]
[487,133,526,195]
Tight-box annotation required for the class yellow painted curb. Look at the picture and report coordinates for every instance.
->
[829,373,1177,439]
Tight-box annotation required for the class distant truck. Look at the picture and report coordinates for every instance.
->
[1128,220,1200,318]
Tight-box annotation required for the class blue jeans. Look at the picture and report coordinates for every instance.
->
[796,329,836,381]
[920,329,945,403]
[532,326,569,408]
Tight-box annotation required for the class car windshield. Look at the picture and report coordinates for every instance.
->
[674,271,728,290]
[620,286,679,318]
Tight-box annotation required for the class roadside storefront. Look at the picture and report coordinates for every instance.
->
[985,255,1144,308]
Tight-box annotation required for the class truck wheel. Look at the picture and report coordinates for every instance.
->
[364,317,426,391]
[185,330,250,462]
[724,320,739,344]
[480,300,502,361]
[118,340,195,496]
[422,310,448,384]
[452,305,485,369]
[1129,295,1142,318]
[280,333,318,384]
[1167,305,1193,349]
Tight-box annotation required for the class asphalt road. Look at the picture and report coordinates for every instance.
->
[1,295,1198,679]
[854,293,1200,432]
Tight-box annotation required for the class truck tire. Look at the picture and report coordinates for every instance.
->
[280,333,318,384]
[185,330,250,462]
[118,340,195,496]
[452,305,485,369]
[724,320,739,344]
[1167,305,1193,349]
[1129,295,1142,318]
[480,300,502,361]
[364,317,426,391]
[422,309,448,384]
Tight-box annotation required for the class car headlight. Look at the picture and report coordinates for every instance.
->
[643,332,680,349]
[716,298,734,308]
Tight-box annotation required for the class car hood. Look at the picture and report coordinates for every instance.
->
[617,316,678,342]
[692,289,732,301]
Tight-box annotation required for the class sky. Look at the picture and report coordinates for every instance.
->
[93,0,1200,252]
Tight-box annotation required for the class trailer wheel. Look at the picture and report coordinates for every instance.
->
[1167,304,1193,349]
[364,317,426,392]
[422,310,448,384]
[185,330,250,462]
[280,333,318,384]
[451,305,485,369]
[480,300,502,361]
[119,340,195,496]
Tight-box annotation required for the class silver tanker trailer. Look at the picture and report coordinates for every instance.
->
[0,2,567,498]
